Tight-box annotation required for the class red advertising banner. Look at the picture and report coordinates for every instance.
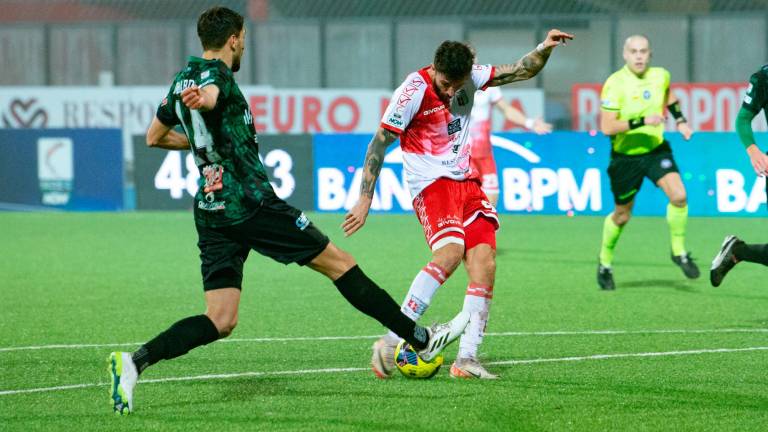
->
[572,83,767,132]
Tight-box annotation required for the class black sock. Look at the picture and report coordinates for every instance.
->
[132,314,220,374]
[333,265,428,350]
[733,242,768,266]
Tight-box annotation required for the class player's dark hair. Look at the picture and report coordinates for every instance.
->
[197,6,244,50]
[433,41,474,81]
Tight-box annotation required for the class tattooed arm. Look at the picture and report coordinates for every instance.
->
[342,127,399,236]
[487,29,574,87]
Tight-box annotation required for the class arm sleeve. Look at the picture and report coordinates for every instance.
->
[472,64,495,91]
[487,86,503,104]
[380,73,427,134]
[155,86,180,126]
[736,107,757,149]
[741,71,767,114]
[197,65,229,110]
[600,76,621,112]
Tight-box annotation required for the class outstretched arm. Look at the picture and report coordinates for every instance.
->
[493,98,552,134]
[487,29,574,87]
[342,127,399,236]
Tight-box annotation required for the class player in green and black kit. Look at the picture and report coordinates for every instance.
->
[596,35,700,290]
[710,65,768,287]
[106,6,469,414]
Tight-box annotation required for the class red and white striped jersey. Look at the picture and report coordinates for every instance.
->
[380,64,495,197]
[469,86,503,158]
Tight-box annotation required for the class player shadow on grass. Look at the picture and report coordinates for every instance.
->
[618,279,697,292]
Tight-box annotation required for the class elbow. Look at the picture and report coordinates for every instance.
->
[146,134,160,148]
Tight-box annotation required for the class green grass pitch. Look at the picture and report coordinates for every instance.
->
[1,211,767,431]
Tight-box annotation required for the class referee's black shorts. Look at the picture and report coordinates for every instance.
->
[607,141,680,205]
[195,197,330,291]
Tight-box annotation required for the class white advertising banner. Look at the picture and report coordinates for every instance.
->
[0,86,545,159]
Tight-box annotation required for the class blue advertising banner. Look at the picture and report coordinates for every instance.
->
[0,129,123,211]
[314,132,766,216]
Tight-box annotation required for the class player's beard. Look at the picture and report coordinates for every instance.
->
[232,54,241,73]
[432,79,450,104]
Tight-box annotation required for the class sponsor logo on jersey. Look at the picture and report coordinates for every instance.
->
[388,117,403,127]
[447,118,462,135]
[395,76,426,114]
[197,200,225,211]
[643,90,651,100]
[243,108,253,125]
[660,158,673,169]
[201,70,210,80]
[422,105,446,116]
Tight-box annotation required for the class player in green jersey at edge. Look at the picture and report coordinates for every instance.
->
[106,6,469,415]
[710,65,768,287]
[597,35,700,290]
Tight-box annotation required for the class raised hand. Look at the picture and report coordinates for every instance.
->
[542,29,575,49]
[181,86,206,110]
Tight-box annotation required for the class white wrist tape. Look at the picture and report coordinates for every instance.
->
[524,118,535,129]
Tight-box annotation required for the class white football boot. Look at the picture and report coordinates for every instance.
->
[450,356,499,379]
[108,352,138,414]
[371,335,399,379]
[417,311,470,362]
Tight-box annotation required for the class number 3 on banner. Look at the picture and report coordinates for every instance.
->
[262,149,295,199]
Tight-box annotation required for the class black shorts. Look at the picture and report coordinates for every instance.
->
[608,141,680,205]
[195,197,330,291]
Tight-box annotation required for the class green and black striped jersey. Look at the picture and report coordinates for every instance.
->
[157,56,275,228]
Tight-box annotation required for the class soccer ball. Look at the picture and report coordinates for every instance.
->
[394,339,443,379]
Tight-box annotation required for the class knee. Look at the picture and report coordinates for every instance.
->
[467,247,496,281]
[483,256,496,276]
[669,192,687,208]
[434,246,463,273]
[613,210,631,227]
[329,244,356,270]
[207,311,238,338]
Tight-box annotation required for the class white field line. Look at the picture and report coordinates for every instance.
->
[2,346,767,396]
[2,328,768,353]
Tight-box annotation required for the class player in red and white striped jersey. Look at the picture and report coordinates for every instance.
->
[344,29,573,380]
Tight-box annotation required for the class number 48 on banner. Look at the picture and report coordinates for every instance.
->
[153,150,296,200]
[154,151,199,199]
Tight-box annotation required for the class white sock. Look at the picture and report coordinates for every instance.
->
[385,262,449,340]
[458,284,493,359]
